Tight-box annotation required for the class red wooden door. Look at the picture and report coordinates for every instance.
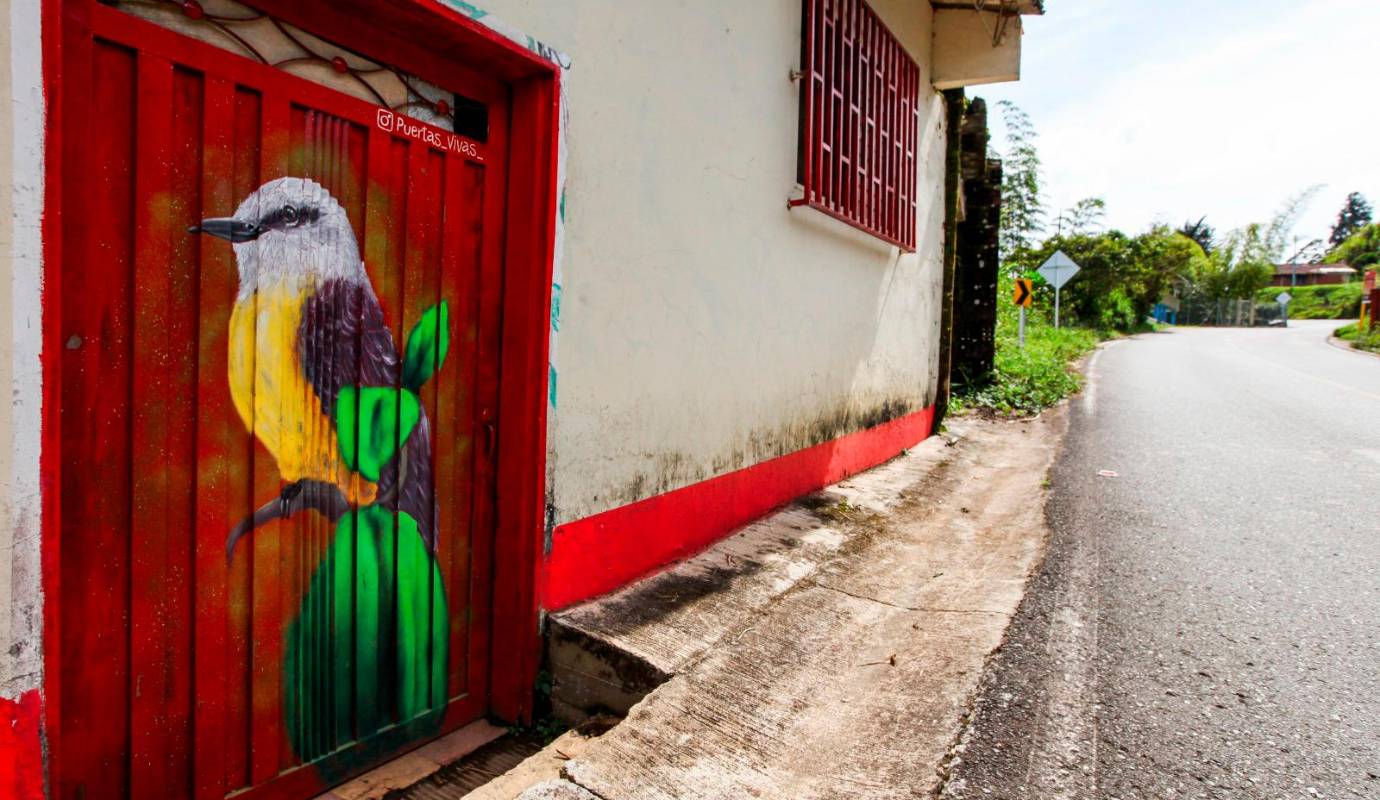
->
[56,3,508,797]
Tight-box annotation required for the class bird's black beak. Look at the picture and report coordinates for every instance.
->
[188,217,263,243]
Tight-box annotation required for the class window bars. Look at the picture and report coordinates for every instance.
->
[793,0,921,251]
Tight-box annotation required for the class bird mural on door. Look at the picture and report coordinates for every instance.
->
[192,177,450,764]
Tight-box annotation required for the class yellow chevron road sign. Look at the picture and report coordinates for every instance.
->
[1013,278,1034,308]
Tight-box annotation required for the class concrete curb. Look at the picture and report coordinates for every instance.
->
[1327,334,1380,360]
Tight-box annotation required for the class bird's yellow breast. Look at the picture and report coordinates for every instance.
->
[229,286,376,505]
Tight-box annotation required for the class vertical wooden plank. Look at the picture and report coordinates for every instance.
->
[59,36,136,800]
[435,158,479,700]
[128,52,198,800]
[400,145,445,712]
[339,118,368,234]
[477,82,516,706]
[280,102,308,770]
[356,124,392,741]
[250,92,291,786]
[357,133,410,737]
[466,87,510,706]
[224,86,262,792]
[306,110,333,763]
[166,63,206,793]
[387,139,436,729]
[192,74,237,800]
[447,91,503,710]
[490,73,556,723]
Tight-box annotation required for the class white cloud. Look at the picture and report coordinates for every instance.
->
[982,0,1379,248]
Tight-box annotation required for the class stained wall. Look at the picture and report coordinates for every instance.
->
[476,0,950,527]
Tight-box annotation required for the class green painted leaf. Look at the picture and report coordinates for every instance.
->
[402,302,451,391]
[285,506,449,764]
[335,386,421,482]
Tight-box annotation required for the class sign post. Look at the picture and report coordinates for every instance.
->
[1038,251,1082,329]
[1365,272,1376,331]
[1276,291,1292,326]
[1013,278,1034,348]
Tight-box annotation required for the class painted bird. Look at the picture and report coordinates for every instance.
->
[191,177,437,558]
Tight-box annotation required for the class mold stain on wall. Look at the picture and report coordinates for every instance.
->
[602,395,922,511]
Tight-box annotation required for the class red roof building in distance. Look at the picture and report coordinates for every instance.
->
[1271,262,1358,287]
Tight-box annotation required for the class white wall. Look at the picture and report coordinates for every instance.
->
[477,0,949,526]
[0,0,46,701]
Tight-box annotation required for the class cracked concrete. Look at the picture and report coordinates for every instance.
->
[529,409,1066,800]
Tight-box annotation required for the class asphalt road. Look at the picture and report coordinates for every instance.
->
[941,321,1380,800]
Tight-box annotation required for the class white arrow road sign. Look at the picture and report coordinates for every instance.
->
[1038,250,1082,289]
[1276,291,1292,305]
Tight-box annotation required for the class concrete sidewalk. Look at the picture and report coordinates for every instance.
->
[504,409,1066,800]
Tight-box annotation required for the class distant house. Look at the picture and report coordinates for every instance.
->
[1271,262,1358,287]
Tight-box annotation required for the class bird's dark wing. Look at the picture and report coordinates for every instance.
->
[299,278,400,418]
[385,414,437,550]
[298,277,437,550]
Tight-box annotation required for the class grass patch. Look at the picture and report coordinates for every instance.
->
[1335,321,1380,353]
[952,276,1103,415]
[1255,283,1364,319]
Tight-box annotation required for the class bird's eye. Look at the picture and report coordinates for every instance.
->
[282,205,299,225]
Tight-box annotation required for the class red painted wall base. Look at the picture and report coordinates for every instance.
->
[542,405,936,611]
[0,689,45,800]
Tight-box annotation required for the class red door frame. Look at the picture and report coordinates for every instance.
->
[40,0,559,793]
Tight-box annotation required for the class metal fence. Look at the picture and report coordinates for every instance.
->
[1176,298,1286,327]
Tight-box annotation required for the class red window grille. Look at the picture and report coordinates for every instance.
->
[792,0,921,251]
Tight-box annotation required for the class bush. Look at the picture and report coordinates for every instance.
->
[1097,288,1140,332]
[1255,283,1363,319]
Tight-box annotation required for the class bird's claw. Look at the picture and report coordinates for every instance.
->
[278,480,304,516]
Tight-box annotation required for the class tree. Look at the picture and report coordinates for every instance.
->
[1214,225,1277,299]
[1055,197,1107,237]
[1325,223,1380,271]
[1129,227,1203,317]
[1179,216,1216,254]
[1172,192,1321,324]
[1329,192,1373,248]
[1010,231,1140,331]
[1263,185,1323,261]
[996,101,1044,258]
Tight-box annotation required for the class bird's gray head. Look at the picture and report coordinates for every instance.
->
[190,177,364,298]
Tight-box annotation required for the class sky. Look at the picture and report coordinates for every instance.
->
[978,0,1380,253]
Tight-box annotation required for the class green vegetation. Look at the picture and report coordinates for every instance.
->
[1335,321,1380,353]
[1006,225,1203,331]
[997,101,1045,257]
[1254,283,1363,319]
[1324,223,1380,272]
[952,272,1102,416]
